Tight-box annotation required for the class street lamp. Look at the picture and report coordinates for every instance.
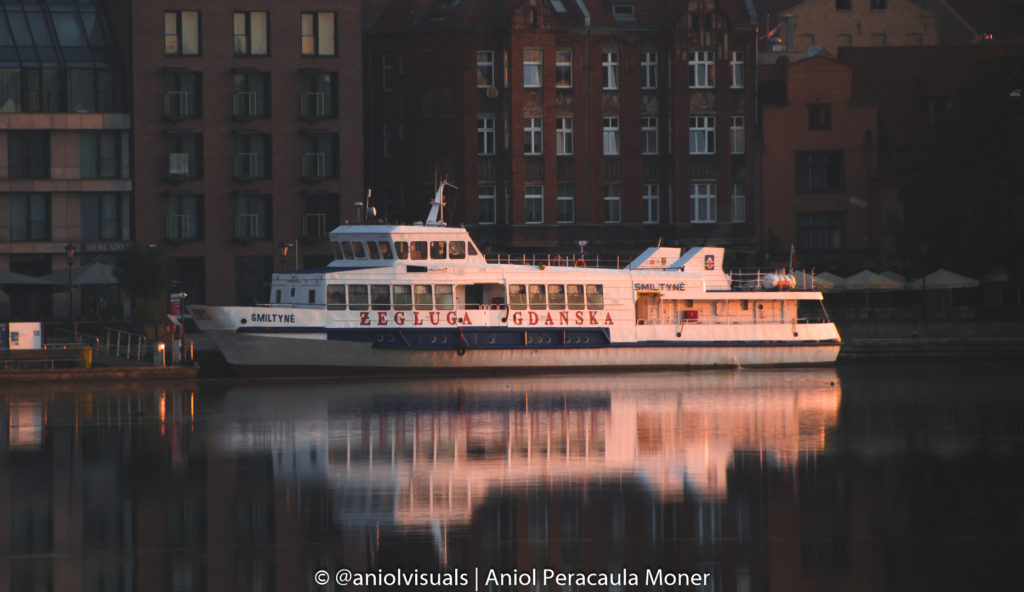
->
[65,243,77,344]
[278,242,293,272]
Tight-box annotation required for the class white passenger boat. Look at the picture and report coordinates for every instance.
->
[191,185,841,376]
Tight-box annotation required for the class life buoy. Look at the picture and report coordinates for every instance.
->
[574,258,586,268]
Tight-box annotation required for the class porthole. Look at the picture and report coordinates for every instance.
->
[240,318,247,325]
[430,336,437,344]
[377,335,384,343]
[488,335,496,344]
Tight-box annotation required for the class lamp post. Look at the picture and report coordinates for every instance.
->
[278,242,292,272]
[65,243,77,344]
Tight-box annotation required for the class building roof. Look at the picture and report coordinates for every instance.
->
[940,0,1024,42]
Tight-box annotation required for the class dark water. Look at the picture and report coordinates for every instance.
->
[2,362,1023,592]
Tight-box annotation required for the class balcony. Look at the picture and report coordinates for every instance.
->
[301,152,327,179]
[166,214,197,241]
[235,214,264,241]
[300,92,329,119]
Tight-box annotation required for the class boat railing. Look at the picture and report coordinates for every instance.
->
[486,253,628,269]
[728,268,819,291]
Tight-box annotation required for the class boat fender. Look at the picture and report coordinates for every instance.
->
[575,259,586,268]
[539,264,546,270]
[457,327,468,356]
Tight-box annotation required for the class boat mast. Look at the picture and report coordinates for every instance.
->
[425,178,458,226]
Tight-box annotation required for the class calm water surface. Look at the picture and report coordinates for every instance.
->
[2,362,1023,591]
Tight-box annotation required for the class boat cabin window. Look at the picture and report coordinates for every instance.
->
[308,289,316,304]
[740,300,750,310]
[528,285,546,310]
[468,242,478,256]
[586,285,604,310]
[290,287,296,298]
[435,285,454,310]
[352,241,367,259]
[327,285,346,310]
[378,241,394,259]
[274,289,281,303]
[414,284,433,309]
[348,285,369,310]
[508,284,527,310]
[449,241,466,259]
[430,240,447,259]
[567,284,585,309]
[548,284,566,310]
[410,241,428,260]
[367,241,381,259]
[393,285,412,310]
[340,242,355,259]
[394,241,409,259]
[331,242,344,260]
[371,285,391,310]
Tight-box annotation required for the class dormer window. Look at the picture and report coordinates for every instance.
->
[612,4,635,20]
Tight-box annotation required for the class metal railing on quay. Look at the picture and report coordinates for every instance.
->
[104,327,149,361]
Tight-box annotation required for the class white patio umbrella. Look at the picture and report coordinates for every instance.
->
[843,270,904,291]
[0,269,51,287]
[40,260,119,286]
[881,271,907,285]
[905,269,979,290]
[813,272,846,292]
[791,270,834,291]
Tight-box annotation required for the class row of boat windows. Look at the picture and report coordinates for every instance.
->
[321,284,605,311]
[330,240,479,262]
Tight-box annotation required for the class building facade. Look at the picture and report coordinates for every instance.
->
[0,0,130,320]
[366,0,758,260]
[107,0,363,305]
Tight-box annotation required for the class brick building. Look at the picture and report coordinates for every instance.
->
[106,0,363,305]
[366,0,759,260]
[0,0,130,320]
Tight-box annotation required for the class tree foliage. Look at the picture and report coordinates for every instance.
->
[116,246,175,318]
[898,49,1024,278]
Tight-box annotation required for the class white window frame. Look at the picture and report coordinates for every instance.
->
[477,50,495,88]
[689,115,715,155]
[641,51,658,89]
[602,117,620,156]
[690,182,717,223]
[555,49,572,88]
[478,116,495,155]
[732,182,746,223]
[381,55,394,92]
[604,183,621,223]
[525,185,544,224]
[602,50,619,90]
[730,50,744,89]
[524,49,542,88]
[556,117,573,155]
[642,184,659,224]
[478,184,496,224]
[556,183,574,223]
[641,116,658,155]
[689,49,715,89]
[730,115,745,154]
[524,117,543,155]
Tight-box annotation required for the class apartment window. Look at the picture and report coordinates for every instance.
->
[689,50,714,89]
[8,131,49,179]
[81,193,129,241]
[477,50,494,87]
[730,115,745,154]
[524,117,543,155]
[303,192,339,240]
[381,54,396,91]
[232,71,269,119]
[870,0,886,9]
[690,182,716,223]
[612,3,636,19]
[603,117,620,155]
[525,185,543,223]
[555,49,572,88]
[642,184,659,224]
[795,151,844,191]
[604,183,621,223]
[689,115,715,155]
[163,70,201,118]
[164,11,199,56]
[641,51,658,89]
[730,50,745,88]
[68,68,121,113]
[602,50,619,90]
[233,11,268,56]
[557,183,574,223]
[166,193,202,241]
[301,12,335,56]
[641,117,658,155]
[299,70,337,119]
[732,162,746,223]
[478,116,495,155]
[79,131,120,179]
[556,117,573,155]
[836,0,851,9]
[235,193,271,240]
[478,184,496,224]
[9,193,50,241]
[300,133,338,179]
[797,213,845,249]
[166,132,202,180]
[808,104,831,130]
[234,133,271,179]
[523,49,542,88]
